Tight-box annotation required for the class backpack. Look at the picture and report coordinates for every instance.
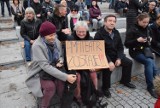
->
[80,71,97,107]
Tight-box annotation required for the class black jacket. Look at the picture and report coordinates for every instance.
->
[20,19,42,41]
[94,27,125,62]
[127,0,148,31]
[125,24,151,58]
[31,2,42,18]
[150,22,160,56]
[48,14,68,41]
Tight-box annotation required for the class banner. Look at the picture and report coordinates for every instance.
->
[66,40,109,70]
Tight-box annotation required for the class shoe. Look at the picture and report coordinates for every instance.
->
[1,15,4,17]
[103,89,111,98]
[147,88,158,99]
[122,82,136,89]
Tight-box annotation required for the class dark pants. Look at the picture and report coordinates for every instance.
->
[102,56,132,90]
[1,0,11,16]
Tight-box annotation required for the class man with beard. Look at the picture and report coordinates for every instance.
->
[94,15,136,98]
[20,7,42,62]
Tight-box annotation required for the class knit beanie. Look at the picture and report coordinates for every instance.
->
[39,21,56,37]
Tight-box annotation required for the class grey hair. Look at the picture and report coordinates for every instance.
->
[24,7,36,20]
[74,21,89,31]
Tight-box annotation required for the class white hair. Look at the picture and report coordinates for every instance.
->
[74,21,89,31]
[24,7,36,20]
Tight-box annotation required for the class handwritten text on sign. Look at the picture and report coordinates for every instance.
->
[66,40,109,70]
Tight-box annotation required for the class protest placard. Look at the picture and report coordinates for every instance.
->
[66,40,109,70]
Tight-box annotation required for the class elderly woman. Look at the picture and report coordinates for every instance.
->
[63,21,98,107]
[20,7,42,61]
[125,13,158,98]
[25,21,77,108]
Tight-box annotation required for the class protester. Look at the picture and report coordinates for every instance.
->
[67,5,82,32]
[143,0,157,24]
[42,0,54,20]
[48,4,70,41]
[20,7,42,61]
[1,0,11,17]
[75,0,90,21]
[94,15,136,98]
[126,0,148,31]
[25,21,77,108]
[60,0,70,15]
[154,75,160,108]
[11,0,24,26]
[125,12,158,98]
[116,0,128,17]
[31,0,42,20]
[89,0,103,31]
[150,14,160,56]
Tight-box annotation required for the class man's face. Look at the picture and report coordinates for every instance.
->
[149,2,156,10]
[76,26,87,39]
[104,17,116,30]
[44,33,56,43]
[60,8,67,16]
[138,18,149,28]
[25,12,34,20]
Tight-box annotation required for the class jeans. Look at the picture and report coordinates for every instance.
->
[1,0,11,16]
[79,11,90,21]
[24,40,31,61]
[134,54,157,89]
[92,19,103,30]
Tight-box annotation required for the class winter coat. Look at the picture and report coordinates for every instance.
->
[11,4,24,23]
[31,2,42,18]
[125,24,152,58]
[25,36,67,97]
[150,22,160,56]
[67,13,82,31]
[94,26,125,62]
[48,14,68,41]
[20,19,42,41]
[42,1,54,20]
[126,0,148,31]
[89,6,101,20]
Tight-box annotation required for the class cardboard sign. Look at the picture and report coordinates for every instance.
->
[66,40,109,70]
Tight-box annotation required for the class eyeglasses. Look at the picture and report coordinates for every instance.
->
[71,10,77,12]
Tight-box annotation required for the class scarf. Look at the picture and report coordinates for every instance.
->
[43,38,59,65]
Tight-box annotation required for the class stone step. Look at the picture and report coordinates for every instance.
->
[0,29,18,42]
[0,65,36,108]
[0,42,24,66]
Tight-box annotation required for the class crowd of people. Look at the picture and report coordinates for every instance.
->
[1,0,160,107]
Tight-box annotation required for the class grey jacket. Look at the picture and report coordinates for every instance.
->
[25,36,68,97]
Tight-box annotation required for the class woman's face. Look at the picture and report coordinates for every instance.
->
[149,2,156,10]
[44,33,56,43]
[138,18,150,28]
[92,1,97,6]
[71,10,78,15]
[76,26,87,39]
[14,0,18,5]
